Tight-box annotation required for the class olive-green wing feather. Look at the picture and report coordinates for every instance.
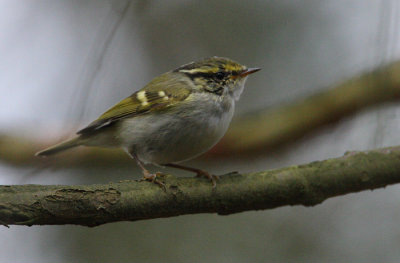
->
[77,72,192,135]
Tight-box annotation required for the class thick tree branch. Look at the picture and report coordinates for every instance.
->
[1,146,400,227]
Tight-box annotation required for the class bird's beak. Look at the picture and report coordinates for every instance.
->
[239,68,261,77]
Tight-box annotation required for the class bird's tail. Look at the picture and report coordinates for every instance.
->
[35,136,83,157]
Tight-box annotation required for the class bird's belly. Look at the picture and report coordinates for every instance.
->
[118,105,234,164]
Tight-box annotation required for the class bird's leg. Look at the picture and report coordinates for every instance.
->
[164,163,218,188]
[127,151,165,188]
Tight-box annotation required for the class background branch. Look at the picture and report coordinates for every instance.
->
[2,61,400,167]
[1,145,400,227]
[211,60,400,156]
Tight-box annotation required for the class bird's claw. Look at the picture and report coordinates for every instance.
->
[140,172,166,190]
[195,171,219,188]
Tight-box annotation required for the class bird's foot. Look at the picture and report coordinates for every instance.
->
[140,172,166,190]
[164,163,219,188]
[195,170,219,188]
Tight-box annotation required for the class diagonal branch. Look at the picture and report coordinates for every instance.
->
[1,146,400,227]
[2,61,400,167]
[210,60,400,156]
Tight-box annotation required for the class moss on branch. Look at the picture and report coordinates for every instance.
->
[1,146,400,227]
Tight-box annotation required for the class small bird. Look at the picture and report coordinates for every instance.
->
[36,57,260,187]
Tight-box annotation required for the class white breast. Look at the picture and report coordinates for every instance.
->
[118,92,235,164]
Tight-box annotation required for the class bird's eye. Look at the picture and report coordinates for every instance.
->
[215,72,225,80]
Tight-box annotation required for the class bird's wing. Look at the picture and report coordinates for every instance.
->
[77,73,192,135]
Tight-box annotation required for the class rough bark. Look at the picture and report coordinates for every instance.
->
[1,146,400,227]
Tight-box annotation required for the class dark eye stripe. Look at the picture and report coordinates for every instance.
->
[215,72,226,80]
[183,72,215,80]
[183,71,228,81]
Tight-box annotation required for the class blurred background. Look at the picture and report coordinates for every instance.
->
[2,0,400,262]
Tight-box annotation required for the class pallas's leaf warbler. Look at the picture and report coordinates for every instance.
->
[36,57,260,187]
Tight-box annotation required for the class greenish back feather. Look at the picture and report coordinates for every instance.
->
[77,72,192,135]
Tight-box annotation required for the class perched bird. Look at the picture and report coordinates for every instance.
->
[36,57,260,187]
